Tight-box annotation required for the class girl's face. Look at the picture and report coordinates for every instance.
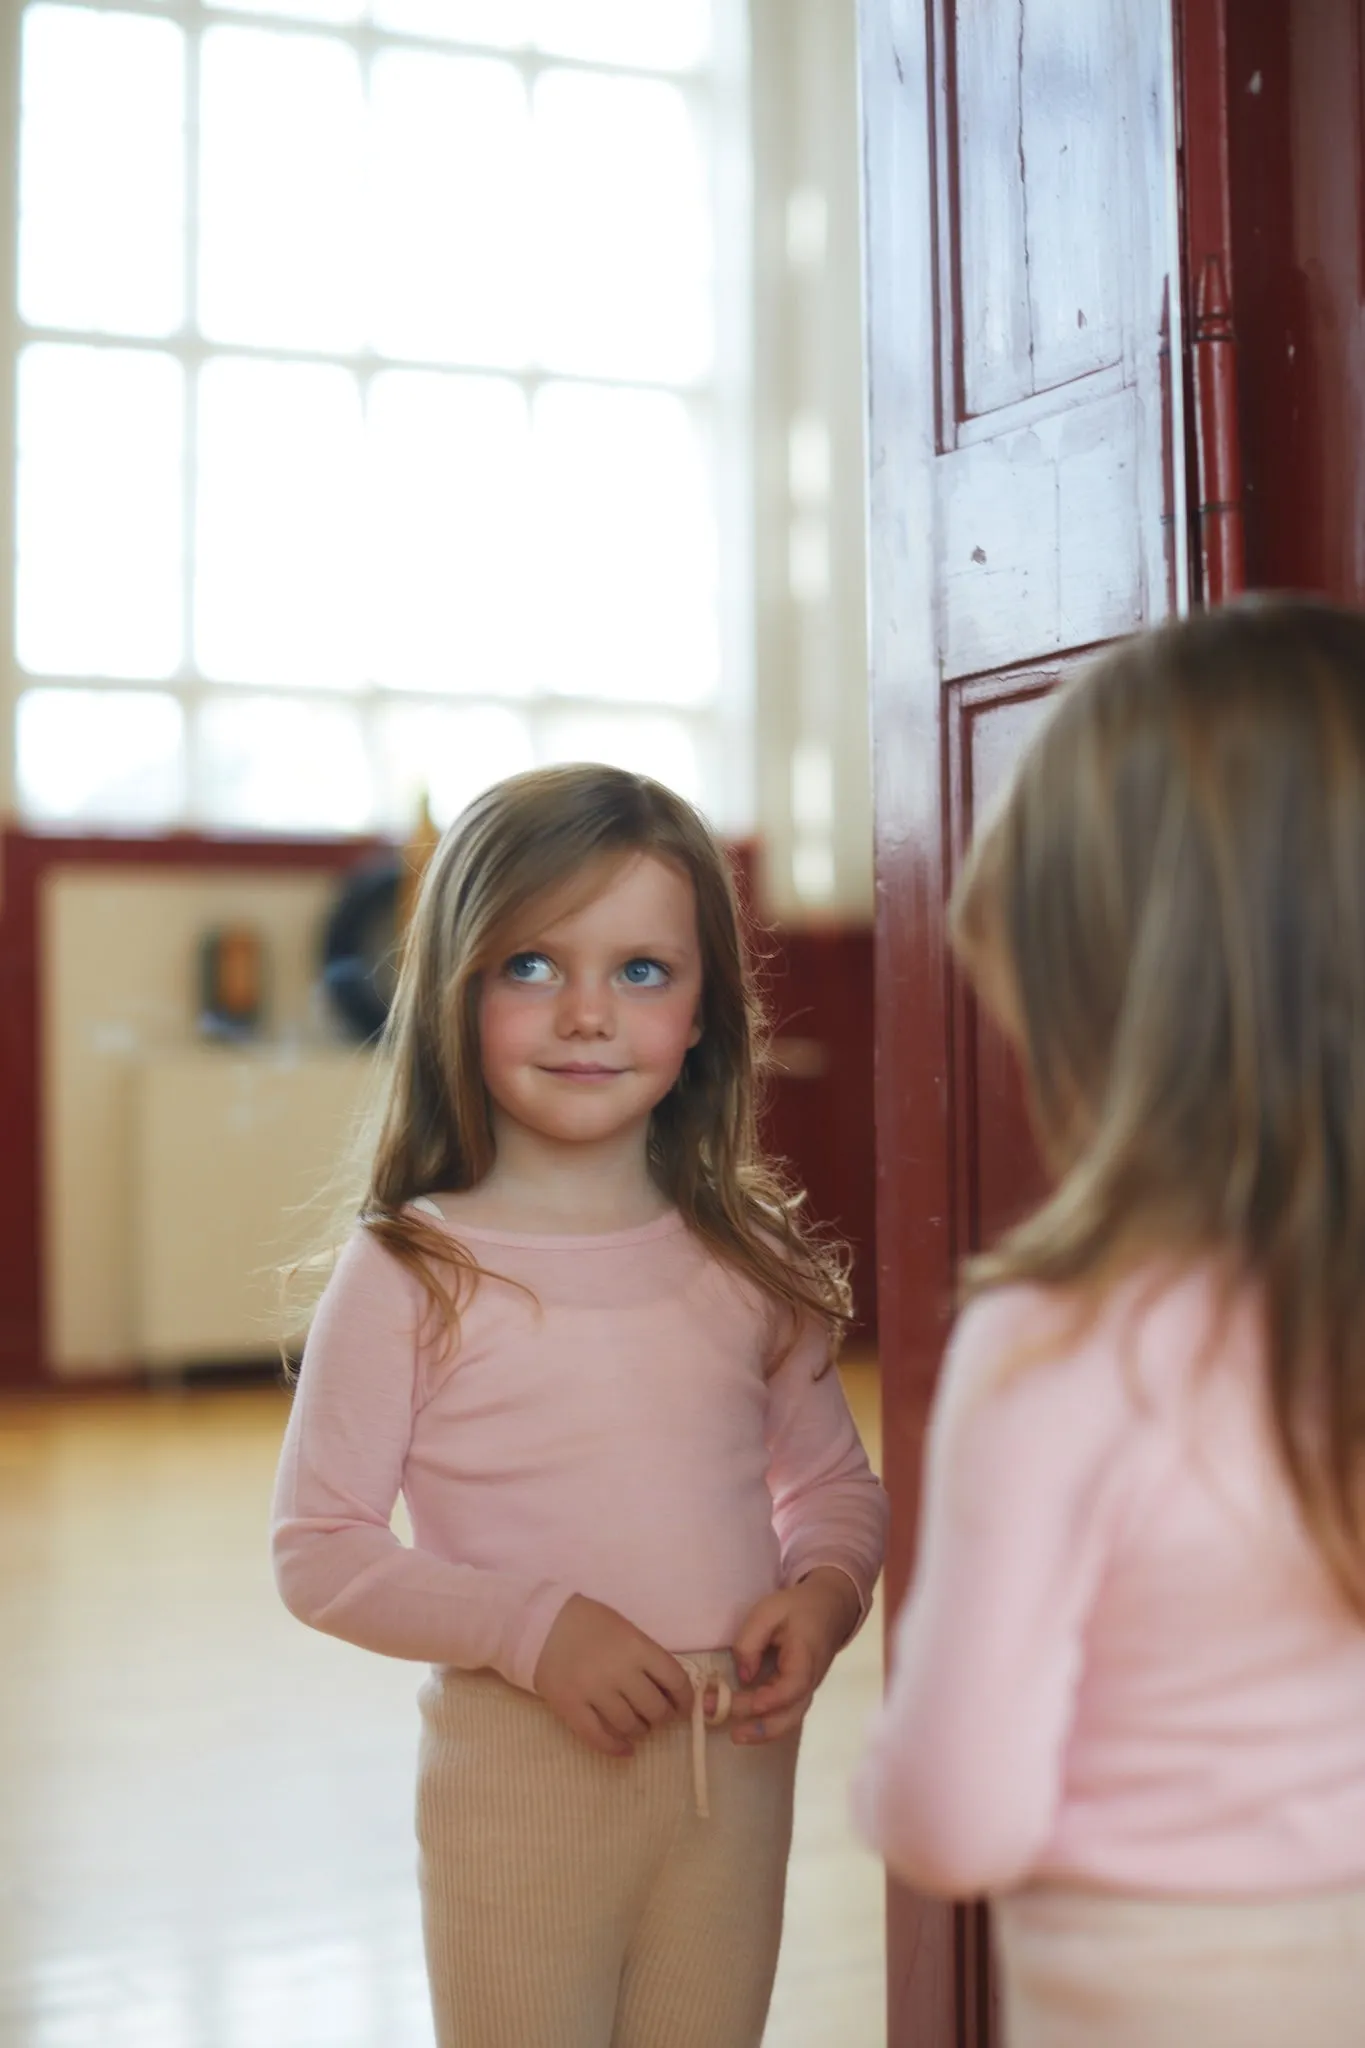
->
[477,852,704,1158]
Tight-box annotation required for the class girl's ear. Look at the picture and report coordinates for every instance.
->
[687,1012,703,1049]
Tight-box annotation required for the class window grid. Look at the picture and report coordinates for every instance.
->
[2,0,751,836]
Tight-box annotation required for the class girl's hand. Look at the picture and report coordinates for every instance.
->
[533,1594,692,1758]
[728,1568,863,1744]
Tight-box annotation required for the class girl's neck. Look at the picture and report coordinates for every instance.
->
[448,1123,671,1236]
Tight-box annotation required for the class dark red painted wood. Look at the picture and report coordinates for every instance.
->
[1172,0,1243,613]
[1178,0,1235,302]
[860,0,961,2029]
[761,927,879,1338]
[1192,255,1247,601]
[734,845,879,1334]
[1159,279,1180,612]
[1221,0,1365,604]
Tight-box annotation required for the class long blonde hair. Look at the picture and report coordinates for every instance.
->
[357,763,850,1365]
[951,597,1365,1616]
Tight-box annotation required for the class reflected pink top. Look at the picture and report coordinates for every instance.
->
[854,1270,1365,1899]
[272,1209,887,1693]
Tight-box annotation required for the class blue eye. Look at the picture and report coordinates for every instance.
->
[620,958,669,988]
[504,952,555,984]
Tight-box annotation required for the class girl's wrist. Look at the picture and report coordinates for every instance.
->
[796,1565,863,1647]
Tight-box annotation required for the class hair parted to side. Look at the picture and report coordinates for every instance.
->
[357,762,850,1368]
[950,595,1365,1617]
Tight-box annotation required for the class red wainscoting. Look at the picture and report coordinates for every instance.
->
[760,924,878,1341]
[0,829,875,1385]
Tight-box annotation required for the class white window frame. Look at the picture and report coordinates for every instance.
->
[0,0,753,838]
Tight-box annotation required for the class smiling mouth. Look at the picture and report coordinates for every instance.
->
[541,1064,626,1078]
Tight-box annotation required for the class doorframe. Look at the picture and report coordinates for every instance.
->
[860,0,964,2033]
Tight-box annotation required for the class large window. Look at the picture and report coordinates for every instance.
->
[6,0,748,834]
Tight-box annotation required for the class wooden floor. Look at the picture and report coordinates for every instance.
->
[0,1362,886,2048]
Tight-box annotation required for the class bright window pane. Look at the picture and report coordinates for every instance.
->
[541,713,700,804]
[19,5,184,336]
[371,0,528,44]
[371,0,713,65]
[197,358,364,687]
[197,696,372,831]
[199,28,364,350]
[377,703,534,829]
[210,0,361,20]
[370,53,529,366]
[17,345,183,678]
[18,688,184,825]
[534,72,711,380]
[367,372,531,695]
[533,0,712,70]
[533,384,717,704]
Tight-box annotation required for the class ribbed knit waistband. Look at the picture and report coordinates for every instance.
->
[424,1649,740,1822]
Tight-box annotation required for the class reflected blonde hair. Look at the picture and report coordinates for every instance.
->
[951,597,1365,1617]
[342,764,850,1368]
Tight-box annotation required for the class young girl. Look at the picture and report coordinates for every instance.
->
[272,763,887,2048]
[854,598,1365,2047]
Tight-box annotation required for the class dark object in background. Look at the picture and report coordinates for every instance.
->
[199,924,266,1041]
[321,855,402,1043]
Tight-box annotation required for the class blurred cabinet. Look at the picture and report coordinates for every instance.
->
[131,1049,373,1369]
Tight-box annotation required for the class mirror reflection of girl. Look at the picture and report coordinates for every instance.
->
[273,764,888,2048]
[856,600,1365,2047]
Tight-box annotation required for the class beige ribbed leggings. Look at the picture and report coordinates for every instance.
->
[995,1883,1365,2047]
[416,1656,800,2048]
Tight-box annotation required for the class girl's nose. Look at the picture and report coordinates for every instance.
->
[556,976,612,1035]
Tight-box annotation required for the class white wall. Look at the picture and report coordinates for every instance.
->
[750,0,873,920]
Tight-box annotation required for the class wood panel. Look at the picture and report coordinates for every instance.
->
[951,4,1032,414]
[940,388,1148,678]
[951,0,1126,419]
[1018,0,1125,392]
[946,673,1058,1259]
[934,0,1171,680]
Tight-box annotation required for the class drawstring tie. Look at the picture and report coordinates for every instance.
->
[675,1655,733,1819]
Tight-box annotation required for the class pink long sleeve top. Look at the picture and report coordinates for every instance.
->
[854,1268,1365,1900]
[272,1208,887,1693]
